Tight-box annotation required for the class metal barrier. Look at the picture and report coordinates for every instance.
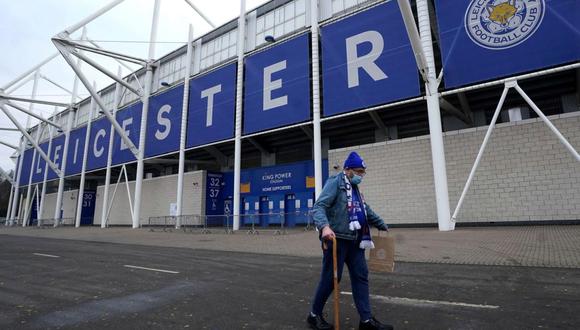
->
[1,218,23,227]
[28,217,75,228]
[147,216,179,232]
[239,212,287,235]
[145,210,316,235]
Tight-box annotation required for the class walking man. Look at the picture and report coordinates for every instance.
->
[307,151,393,330]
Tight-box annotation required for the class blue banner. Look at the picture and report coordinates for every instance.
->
[18,148,33,186]
[145,85,183,158]
[30,143,47,184]
[45,134,66,181]
[436,0,580,88]
[187,63,237,148]
[112,102,142,165]
[243,33,311,134]
[321,1,420,117]
[65,125,87,177]
[86,117,111,172]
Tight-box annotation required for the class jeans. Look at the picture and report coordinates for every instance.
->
[311,238,372,321]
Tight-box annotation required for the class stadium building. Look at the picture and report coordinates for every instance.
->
[2,0,579,231]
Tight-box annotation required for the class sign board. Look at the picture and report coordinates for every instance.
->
[169,202,178,216]
[435,0,580,88]
[321,1,420,116]
[86,117,111,172]
[145,85,184,158]
[45,134,66,181]
[243,33,311,134]
[187,63,237,148]
[112,102,142,166]
[65,125,87,176]
[205,172,224,215]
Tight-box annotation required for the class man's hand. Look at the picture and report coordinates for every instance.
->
[321,226,335,240]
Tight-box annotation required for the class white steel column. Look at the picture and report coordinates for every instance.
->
[22,122,43,226]
[75,82,97,227]
[132,0,161,229]
[1,53,59,91]
[176,25,194,227]
[61,0,125,35]
[6,183,14,224]
[38,108,57,224]
[22,71,41,227]
[310,0,323,199]
[514,84,580,161]
[53,112,73,225]
[101,68,123,228]
[8,86,35,223]
[53,27,86,225]
[233,0,247,231]
[451,85,509,222]
[416,0,452,231]
[9,140,24,223]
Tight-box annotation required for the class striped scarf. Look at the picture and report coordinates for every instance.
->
[344,173,374,250]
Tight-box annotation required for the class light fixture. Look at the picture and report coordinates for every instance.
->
[265,35,276,43]
[160,81,171,87]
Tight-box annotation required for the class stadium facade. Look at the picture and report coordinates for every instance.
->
[2,0,579,231]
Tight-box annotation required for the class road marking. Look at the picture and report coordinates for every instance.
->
[341,291,499,309]
[33,253,60,258]
[123,265,179,274]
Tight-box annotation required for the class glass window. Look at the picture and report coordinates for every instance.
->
[199,29,237,70]
[274,25,283,38]
[285,3,295,18]
[275,8,284,24]
[265,12,274,29]
[284,19,295,35]
[296,0,306,15]
[345,0,357,10]
[332,0,344,13]
[256,16,265,33]
[295,14,305,28]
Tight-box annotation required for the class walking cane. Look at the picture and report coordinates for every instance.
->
[331,236,339,330]
[324,236,340,330]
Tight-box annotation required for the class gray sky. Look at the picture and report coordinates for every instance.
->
[0,0,269,174]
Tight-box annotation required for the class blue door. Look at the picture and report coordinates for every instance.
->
[284,194,297,227]
[29,195,39,226]
[259,196,269,227]
[80,191,96,226]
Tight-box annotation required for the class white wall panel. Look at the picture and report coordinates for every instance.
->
[94,170,206,226]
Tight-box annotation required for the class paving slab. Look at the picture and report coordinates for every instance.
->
[2,225,580,268]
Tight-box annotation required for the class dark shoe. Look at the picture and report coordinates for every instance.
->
[307,313,333,330]
[359,316,393,330]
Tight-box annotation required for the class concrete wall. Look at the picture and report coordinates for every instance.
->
[39,189,79,220]
[329,113,580,224]
[94,170,206,226]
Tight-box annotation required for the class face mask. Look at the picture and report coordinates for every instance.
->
[350,174,363,185]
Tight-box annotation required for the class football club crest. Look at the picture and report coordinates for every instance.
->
[465,0,545,50]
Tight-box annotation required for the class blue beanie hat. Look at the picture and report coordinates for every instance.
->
[343,151,366,169]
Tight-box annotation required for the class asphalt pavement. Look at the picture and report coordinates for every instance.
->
[1,235,579,329]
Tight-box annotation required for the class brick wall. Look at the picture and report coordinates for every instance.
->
[329,113,580,224]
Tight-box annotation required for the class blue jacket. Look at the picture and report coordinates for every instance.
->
[313,172,388,240]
